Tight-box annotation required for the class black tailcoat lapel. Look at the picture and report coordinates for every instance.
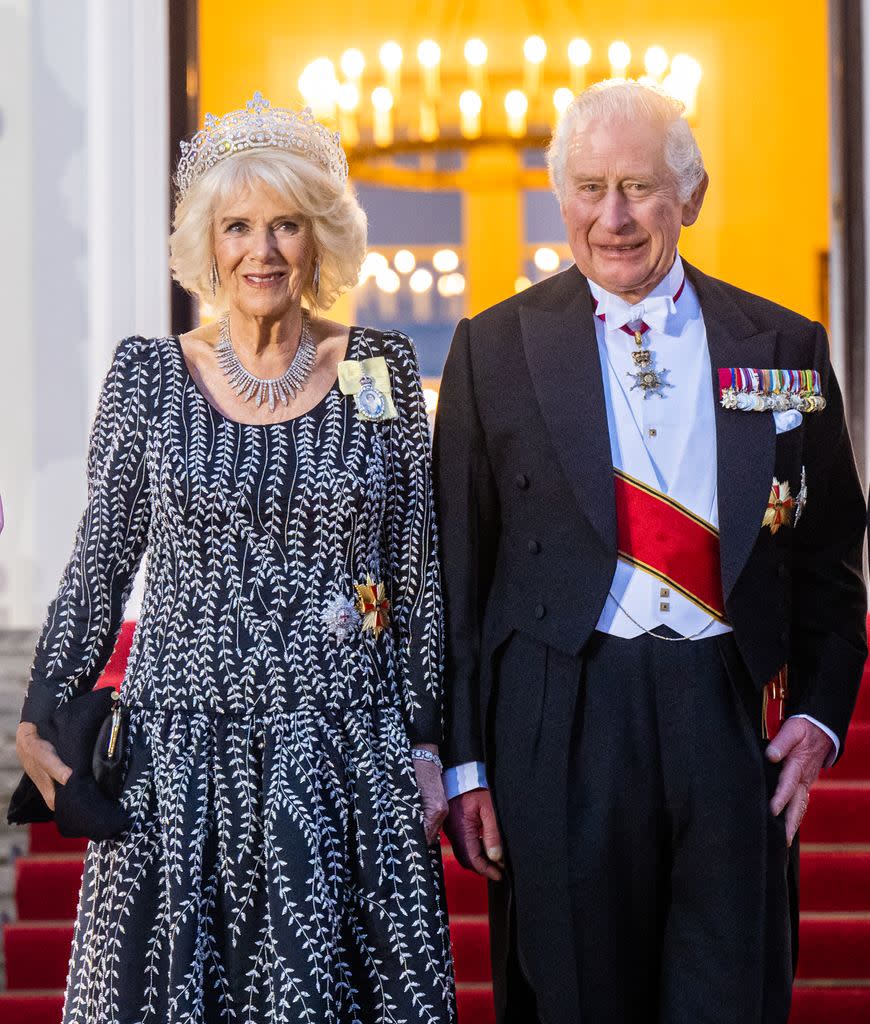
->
[686,263,777,599]
[518,267,617,555]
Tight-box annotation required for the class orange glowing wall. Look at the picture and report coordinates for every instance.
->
[199,0,830,323]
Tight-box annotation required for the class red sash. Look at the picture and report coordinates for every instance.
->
[614,469,728,622]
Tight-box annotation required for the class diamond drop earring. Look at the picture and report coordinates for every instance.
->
[210,257,220,298]
[312,256,321,297]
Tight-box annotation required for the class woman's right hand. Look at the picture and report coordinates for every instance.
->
[16,722,72,811]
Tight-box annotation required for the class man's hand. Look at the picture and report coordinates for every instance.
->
[16,722,72,812]
[766,717,834,846]
[444,788,504,881]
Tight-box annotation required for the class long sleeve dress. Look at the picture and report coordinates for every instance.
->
[21,326,455,1024]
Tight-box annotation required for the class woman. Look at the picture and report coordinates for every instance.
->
[15,92,455,1023]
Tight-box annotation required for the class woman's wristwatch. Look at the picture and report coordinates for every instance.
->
[411,747,443,771]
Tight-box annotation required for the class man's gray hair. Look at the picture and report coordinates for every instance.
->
[547,79,705,204]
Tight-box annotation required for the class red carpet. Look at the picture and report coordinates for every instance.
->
[3,621,870,1021]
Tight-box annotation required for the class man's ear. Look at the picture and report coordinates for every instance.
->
[682,171,709,227]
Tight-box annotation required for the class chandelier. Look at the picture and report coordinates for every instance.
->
[297,37,702,188]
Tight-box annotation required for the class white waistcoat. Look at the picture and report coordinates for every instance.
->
[590,255,732,640]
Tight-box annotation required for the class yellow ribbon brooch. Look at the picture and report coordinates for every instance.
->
[763,478,794,534]
[354,576,391,637]
[338,357,397,422]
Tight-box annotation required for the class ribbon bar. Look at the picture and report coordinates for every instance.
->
[614,469,727,622]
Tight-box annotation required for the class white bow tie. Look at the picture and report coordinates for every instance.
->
[599,291,677,335]
[593,282,679,333]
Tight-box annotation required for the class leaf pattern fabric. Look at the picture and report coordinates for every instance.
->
[23,328,455,1023]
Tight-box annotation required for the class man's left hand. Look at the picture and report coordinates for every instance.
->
[766,717,834,846]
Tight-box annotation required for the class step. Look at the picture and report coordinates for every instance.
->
[791,985,870,1023]
[28,824,87,856]
[854,670,870,722]
[450,915,492,985]
[0,990,64,1024]
[800,847,870,912]
[9,850,483,923]
[1,985,866,1024]
[15,855,84,921]
[831,723,870,780]
[444,851,488,916]
[4,922,73,990]
[801,783,870,843]
[457,982,495,1024]
[796,913,870,980]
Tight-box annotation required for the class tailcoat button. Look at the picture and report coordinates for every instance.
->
[515,473,530,490]
[534,603,546,619]
[780,629,788,644]
[777,563,789,579]
[528,540,541,554]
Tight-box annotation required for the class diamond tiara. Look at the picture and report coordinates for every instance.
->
[175,92,349,200]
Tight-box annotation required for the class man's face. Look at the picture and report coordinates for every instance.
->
[560,117,707,304]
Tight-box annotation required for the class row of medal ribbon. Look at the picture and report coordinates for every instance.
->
[718,367,827,413]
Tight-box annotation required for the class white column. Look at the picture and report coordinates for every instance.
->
[87,0,170,405]
[0,0,35,627]
[0,0,169,627]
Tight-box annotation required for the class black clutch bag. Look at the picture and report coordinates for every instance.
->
[7,688,131,841]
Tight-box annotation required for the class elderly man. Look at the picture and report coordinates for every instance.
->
[433,81,867,1024]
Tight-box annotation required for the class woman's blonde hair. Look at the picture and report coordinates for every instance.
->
[169,148,367,313]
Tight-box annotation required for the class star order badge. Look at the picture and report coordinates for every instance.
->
[628,366,673,399]
[354,576,390,637]
[763,478,795,534]
[794,465,808,527]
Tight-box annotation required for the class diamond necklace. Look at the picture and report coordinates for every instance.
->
[216,310,317,412]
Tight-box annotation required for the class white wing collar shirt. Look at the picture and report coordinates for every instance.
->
[443,254,837,799]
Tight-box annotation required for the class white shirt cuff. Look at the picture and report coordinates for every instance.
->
[789,714,840,767]
[443,761,489,799]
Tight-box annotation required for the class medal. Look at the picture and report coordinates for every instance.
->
[354,374,388,421]
[338,355,397,422]
[354,576,391,637]
[626,328,673,398]
[762,477,794,534]
[718,367,826,414]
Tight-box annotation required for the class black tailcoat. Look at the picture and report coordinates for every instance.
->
[432,262,867,1021]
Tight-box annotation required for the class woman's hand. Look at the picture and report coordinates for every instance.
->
[412,744,449,845]
[16,722,72,811]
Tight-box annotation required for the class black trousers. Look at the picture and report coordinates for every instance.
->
[490,629,795,1024]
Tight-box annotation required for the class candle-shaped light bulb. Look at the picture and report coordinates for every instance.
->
[608,40,631,78]
[337,81,360,148]
[298,58,339,120]
[505,89,528,137]
[379,41,403,96]
[340,48,365,83]
[459,89,483,139]
[464,37,488,92]
[568,37,591,94]
[553,87,574,120]
[644,45,669,80]
[523,35,547,97]
[417,39,441,101]
[371,85,395,146]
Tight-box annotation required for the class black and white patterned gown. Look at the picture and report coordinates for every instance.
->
[22,327,456,1023]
